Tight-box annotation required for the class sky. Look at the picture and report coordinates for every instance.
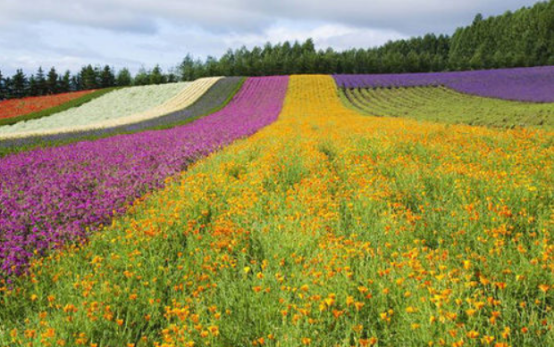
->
[0,0,542,75]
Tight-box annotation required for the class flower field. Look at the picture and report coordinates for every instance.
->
[0,78,225,140]
[0,77,244,156]
[339,86,554,129]
[0,76,287,276]
[0,90,97,120]
[334,66,554,102]
[0,82,189,137]
[0,74,552,346]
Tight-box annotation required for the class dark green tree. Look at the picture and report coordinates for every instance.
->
[179,55,195,81]
[46,67,59,94]
[35,67,47,95]
[28,75,38,96]
[116,68,133,86]
[59,70,72,93]
[100,65,116,88]
[149,65,166,85]
[134,67,150,86]
[11,69,27,98]
[80,65,98,90]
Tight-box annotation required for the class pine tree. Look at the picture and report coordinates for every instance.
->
[28,75,38,96]
[100,65,116,88]
[59,71,72,93]
[179,54,195,81]
[406,50,421,72]
[3,77,12,99]
[134,67,150,86]
[35,67,46,96]
[46,67,59,94]
[166,68,178,83]
[71,75,80,91]
[150,65,167,84]
[11,69,27,98]
[116,68,133,86]
[80,65,98,90]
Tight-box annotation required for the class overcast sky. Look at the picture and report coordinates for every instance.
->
[0,0,541,75]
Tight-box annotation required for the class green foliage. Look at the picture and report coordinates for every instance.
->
[449,0,554,69]
[10,69,27,98]
[46,67,58,94]
[116,68,133,87]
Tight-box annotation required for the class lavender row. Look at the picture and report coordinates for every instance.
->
[0,76,289,276]
[333,66,554,103]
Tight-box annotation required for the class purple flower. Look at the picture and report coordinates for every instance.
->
[334,66,554,103]
[0,76,289,276]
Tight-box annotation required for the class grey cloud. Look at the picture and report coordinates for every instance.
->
[0,0,543,75]
[0,0,540,36]
[245,0,538,35]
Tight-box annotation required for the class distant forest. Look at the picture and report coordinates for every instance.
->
[0,0,552,100]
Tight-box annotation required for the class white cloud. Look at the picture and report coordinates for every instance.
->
[223,21,406,51]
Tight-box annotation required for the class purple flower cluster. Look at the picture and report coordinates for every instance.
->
[334,66,554,103]
[0,76,289,276]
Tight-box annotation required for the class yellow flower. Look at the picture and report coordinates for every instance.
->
[346,296,355,307]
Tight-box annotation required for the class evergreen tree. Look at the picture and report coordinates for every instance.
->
[166,68,178,83]
[116,68,133,86]
[80,65,98,90]
[28,75,39,96]
[35,67,46,96]
[46,67,59,94]
[11,69,27,98]
[179,54,195,81]
[150,65,166,84]
[59,71,72,93]
[71,75,80,92]
[134,67,150,86]
[3,77,12,99]
[100,65,116,88]
[406,50,421,72]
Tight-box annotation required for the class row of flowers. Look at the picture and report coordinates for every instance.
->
[0,90,97,120]
[334,66,554,103]
[0,76,288,276]
[0,82,195,138]
[1,75,551,346]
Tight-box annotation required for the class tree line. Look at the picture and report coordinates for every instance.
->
[0,65,178,100]
[449,0,554,69]
[177,0,553,80]
[1,0,552,100]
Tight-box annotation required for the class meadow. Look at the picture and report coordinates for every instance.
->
[0,70,552,346]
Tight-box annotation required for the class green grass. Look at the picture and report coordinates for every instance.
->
[339,86,554,129]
